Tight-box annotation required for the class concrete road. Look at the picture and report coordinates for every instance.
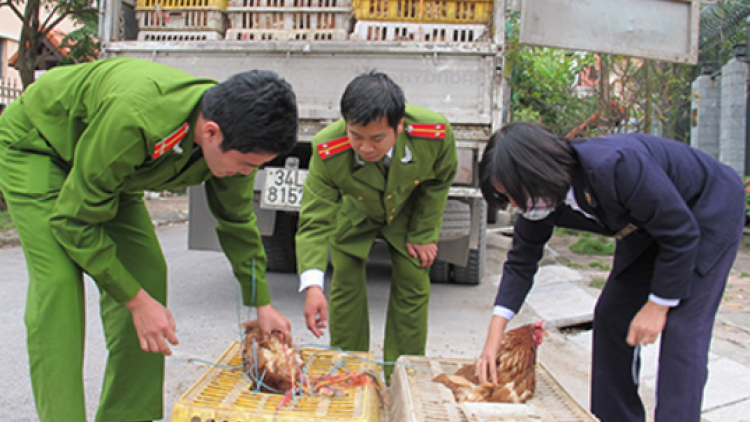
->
[0,223,499,421]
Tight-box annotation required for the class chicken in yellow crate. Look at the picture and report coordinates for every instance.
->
[171,322,386,422]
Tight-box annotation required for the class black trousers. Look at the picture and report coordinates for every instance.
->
[591,238,740,422]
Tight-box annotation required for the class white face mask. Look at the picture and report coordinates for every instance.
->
[520,198,554,221]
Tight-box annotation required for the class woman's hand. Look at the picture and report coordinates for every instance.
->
[476,315,509,384]
[626,300,669,346]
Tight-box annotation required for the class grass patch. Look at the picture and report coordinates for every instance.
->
[567,262,585,268]
[589,276,607,289]
[588,261,612,271]
[0,211,14,231]
[570,232,615,255]
[554,227,584,237]
[742,272,750,278]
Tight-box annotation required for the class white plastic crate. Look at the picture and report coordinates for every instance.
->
[227,9,352,30]
[137,30,224,40]
[389,356,599,422]
[351,20,487,42]
[226,28,348,40]
[229,0,352,9]
[137,8,226,32]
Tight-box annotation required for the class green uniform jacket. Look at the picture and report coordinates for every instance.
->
[296,104,458,273]
[14,57,270,306]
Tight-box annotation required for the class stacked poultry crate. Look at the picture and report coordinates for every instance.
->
[136,0,229,40]
[225,0,354,41]
[351,0,491,42]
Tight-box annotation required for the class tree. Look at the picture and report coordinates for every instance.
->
[506,43,599,136]
[504,13,693,140]
[504,13,599,136]
[0,0,98,88]
[598,56,693,142]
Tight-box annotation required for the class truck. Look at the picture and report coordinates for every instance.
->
[98,0,699,285]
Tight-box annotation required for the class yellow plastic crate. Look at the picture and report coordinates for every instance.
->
[171,342,384,422]
[136,9,226,32]
[137,0,228,11]
[353,0,491,24]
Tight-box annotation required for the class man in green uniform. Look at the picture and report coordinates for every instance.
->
[0,57,298,422]
[296,72,458,380]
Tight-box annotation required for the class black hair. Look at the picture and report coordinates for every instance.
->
[202,70,298,154]
[479,122,578,212]
[340,71,406,132]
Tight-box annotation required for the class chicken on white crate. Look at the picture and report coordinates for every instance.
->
[389,323,598,422]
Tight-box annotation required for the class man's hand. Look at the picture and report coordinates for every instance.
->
[126,289,179,355]
[256,304,292,338]
[626,300,669,346]
[406,242,438,268]
[476,315,508,384]
[304,286,328,338]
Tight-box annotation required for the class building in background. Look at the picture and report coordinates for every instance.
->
[0,6,78,111]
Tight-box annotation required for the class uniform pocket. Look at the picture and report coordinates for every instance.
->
[0,139,67,195]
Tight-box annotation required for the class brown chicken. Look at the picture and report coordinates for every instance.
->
[241,320,302,393]
[433,321,546,403]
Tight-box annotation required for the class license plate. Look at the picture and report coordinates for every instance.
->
[261,168,308,209]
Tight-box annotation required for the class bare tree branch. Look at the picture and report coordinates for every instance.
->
[0,0,26,21]
[45,6,97,32]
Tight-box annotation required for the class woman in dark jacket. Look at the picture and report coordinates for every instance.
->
[476,122,744,422]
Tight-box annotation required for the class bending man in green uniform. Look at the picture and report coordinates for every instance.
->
[0,57,298,422]
[296,72,458,380]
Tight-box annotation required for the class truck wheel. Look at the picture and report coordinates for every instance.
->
[429,259,452,284]
[262,212,298,273]
[453,200,486,285]
[487,208,498,224]
[453,249,483,285]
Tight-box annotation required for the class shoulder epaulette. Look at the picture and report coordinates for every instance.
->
[406,123,446,140]
[317,136,351,160]
[153,122,190,158]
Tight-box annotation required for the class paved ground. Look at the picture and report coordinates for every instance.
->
[531,227,750,422]
[1,196,749,421]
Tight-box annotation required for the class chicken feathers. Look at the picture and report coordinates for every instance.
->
[433,322,546,403]
[241,320,301,393]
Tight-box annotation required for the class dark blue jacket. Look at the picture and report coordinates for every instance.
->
[495,133,745,313]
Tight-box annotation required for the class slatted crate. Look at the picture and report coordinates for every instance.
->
[138,30,224,40]
[170,342,384,422]
[227,9,352,31]
[352,20,488,42]
[136,9,227,32]
[229,0,351,8]
[353,0,491,24]
[389,356,599,422]
[137,0,227,8]
[136,0,228,34]
[226,0,353,33]
[226,28,348,40]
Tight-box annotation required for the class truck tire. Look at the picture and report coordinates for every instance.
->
[453,249,483,285]
[453,200,486,285]
[487,208,498,224]
[429,259,452,284]
[262,212,298,273]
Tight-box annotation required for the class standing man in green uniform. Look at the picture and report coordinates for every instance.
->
[296,72,458,380]
[0,57,298,422]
